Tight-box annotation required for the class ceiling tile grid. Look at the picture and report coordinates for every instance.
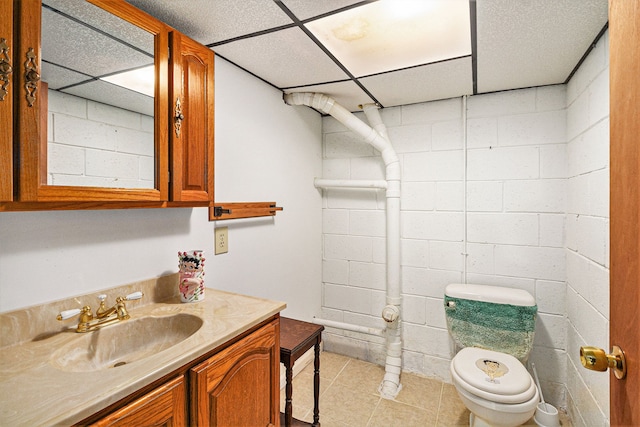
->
[120,0,608,112]
[127,0,293,44]
[360,57,474,108]
[213,27,350,88]
[279,0,366,21]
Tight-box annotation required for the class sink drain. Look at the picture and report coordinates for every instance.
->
[113,361,127,368]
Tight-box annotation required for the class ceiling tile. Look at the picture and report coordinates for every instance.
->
[359,57,473,108]
[41,62,88,90]
[214,27,349,88]
[116,0,608,109]
[476,0,608,93]
[126,0,293,45]
[285,81,375,113]
[42,7,153,78]
[279,0,365,20]
[305,0,471,77]
[46,0,154,54]
[63,80,153,116]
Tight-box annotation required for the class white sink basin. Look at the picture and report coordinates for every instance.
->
[50,314,203,372]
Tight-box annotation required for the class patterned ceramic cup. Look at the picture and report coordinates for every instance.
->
[178,250,205,303]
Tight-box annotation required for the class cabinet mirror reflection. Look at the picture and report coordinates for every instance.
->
[42,0,155,189]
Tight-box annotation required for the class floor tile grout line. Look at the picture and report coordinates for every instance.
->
[435,380,445,426]
[291,354,466,426]
[304,357,352,424]
[286,352,573,427]
[281,356,352,423]
[364,396,383,427]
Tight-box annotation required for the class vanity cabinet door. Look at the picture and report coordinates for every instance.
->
[169,31,214,204]
[0,0,13,201]
[90,375,186,427]
[190,319,280,427]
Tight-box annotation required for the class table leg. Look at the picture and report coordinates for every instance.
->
[312,340,321,427]
[285,362,293,427]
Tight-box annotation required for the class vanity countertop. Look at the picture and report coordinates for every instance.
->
[0,282,285,426]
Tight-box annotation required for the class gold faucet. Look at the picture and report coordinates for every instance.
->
[57,292,143,333]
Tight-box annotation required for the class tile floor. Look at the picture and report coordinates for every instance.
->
[280,351,572,427]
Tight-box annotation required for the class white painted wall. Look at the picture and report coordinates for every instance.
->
[565,32,610,427]
[319,32,609,418]
[0,57,323,323]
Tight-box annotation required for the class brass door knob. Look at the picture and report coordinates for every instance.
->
[579,345,626,380]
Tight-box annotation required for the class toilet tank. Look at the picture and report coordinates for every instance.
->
[444,284,537,362]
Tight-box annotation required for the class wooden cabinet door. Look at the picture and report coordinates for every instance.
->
[0,0,13,201]
[169,31,214,204]
[190,319,280,427]
[13,0,169,204]
[89,375,186,427]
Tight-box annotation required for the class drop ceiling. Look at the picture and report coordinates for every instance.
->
[52,0,609,113]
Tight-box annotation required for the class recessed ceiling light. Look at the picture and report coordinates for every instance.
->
[305,0,471,77]
[100,65,155,97]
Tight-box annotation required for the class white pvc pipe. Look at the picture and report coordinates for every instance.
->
[462,96,469,284]
[312,318,386,337]
[362,104,402,399]
[285,92,403,399]
[314,179,388,189]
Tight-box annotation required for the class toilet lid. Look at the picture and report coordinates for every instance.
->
[452,347,536,404]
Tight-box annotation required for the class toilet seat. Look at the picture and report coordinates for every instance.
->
[451,347,536,404]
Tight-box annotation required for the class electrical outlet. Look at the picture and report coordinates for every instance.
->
[214,227,228,255]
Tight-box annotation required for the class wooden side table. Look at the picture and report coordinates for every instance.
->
[279,317,324,427]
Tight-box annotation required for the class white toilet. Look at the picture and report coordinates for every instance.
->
[444,283,540,427]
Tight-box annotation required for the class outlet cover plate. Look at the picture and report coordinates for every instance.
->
[215,227,228,255]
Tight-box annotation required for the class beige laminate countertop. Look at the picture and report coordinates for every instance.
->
[0,287,285,426]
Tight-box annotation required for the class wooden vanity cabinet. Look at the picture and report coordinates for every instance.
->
[83,317,280,427]
[89,375,187,427]
[190,317,280,426]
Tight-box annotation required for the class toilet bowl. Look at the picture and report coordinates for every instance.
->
[450,347,539,427]
[444,284,539,427]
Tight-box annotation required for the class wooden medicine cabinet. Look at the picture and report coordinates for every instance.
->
[1,0,213,210]
[1,0,280,221]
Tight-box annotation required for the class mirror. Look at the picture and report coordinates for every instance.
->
[41,0,156,189]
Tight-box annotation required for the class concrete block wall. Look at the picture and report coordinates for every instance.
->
[47,90,154,188]
[320,28,610,418]
[465,87,569,409]
[564,32,610,427]
[320,78,588,414]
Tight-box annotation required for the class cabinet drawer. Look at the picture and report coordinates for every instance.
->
[90,375,186,427]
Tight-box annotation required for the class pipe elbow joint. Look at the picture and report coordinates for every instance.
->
[283,92,334,114]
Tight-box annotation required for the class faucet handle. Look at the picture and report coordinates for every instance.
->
[57,308,81,320]
[124,291,143,301]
